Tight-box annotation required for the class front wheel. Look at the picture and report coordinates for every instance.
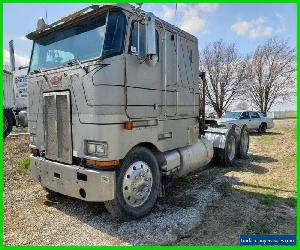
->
[43,187,62,200]
[258,123,267,134]
[104,147,160,221]
[3,110,13,138]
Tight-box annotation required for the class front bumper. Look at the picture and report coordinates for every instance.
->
[30,156,115,201]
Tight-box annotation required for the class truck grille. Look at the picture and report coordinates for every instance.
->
[44,91,72,164]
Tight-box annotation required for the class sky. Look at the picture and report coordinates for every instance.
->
[3,3,296,111]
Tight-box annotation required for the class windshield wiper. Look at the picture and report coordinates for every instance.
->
[63,59,88,74]
[31,69,43,74]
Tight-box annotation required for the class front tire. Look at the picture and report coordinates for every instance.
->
[104,146,160,221]
[3,110,13,138]
[258,123,267,134]
[43,187,62,199]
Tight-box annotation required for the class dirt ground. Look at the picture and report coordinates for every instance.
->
[3,119,296,245]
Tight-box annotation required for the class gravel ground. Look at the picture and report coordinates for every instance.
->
[3,120,296,245]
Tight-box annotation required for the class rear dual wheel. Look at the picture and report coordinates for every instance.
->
[217,126,249,167]
[237,125,249,159]
[104,146,160,221]
[217,128,237,167]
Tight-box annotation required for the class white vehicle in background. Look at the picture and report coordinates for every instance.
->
[3,40,28,138]
[217,110,274,134]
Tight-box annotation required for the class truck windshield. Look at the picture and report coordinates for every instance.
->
[29,10,125,72]
[222,112,242,119]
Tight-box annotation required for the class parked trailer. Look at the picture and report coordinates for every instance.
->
[3,40,28,138]
[3,65,28,138]
[3,68,15,137]
[27,4,249,220]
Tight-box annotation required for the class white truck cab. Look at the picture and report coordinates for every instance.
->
[27,4,249,220]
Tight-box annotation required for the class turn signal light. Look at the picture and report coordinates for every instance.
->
[124,121,133,130]
[86,159,119,167]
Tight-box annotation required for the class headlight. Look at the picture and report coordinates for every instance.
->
[86,141,107,157]
[87,143,96,154]
[96,144,105,155]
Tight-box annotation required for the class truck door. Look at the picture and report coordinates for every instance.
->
[125,21,162,119]
[165,31,178,117]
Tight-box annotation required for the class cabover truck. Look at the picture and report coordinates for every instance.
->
[27,4,249,220]
[3,41,28,138]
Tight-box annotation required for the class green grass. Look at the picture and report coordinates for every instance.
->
[260,195,275,206]
[258,136,275,145]
[271,179,288,188]
[280,155,296,167]
[259,189,277,206]
[15,157,30,173]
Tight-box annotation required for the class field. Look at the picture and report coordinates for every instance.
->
[3,119,296,245]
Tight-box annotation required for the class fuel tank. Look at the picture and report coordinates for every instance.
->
[162,137,214,177]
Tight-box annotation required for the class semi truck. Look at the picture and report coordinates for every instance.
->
[3,41,28,138]
[27,4,249,221]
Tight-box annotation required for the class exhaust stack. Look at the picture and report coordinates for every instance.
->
[9,40,15,72]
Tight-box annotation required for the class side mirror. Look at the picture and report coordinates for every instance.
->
[145,12,157,64]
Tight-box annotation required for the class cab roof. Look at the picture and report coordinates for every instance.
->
[26,3,197,43]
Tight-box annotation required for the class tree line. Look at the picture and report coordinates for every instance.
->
[199,37,296,117]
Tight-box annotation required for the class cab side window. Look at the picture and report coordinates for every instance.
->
[250,112,260,119]
[102,11,126,58]
[129,21,159,60]
[128,22,145,56]
[240,112,250,119]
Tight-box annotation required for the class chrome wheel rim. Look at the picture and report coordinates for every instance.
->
[122,161,153,207]
[227,136,236,161]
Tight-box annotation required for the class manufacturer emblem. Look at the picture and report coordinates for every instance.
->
[49,75,62,86]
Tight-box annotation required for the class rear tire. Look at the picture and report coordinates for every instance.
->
[3,110,13,138]
[258,123,267,134]
[217,128,237,167]
[236,125,249,159]
[104,146,160,221]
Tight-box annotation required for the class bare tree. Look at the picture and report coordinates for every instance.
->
[200,40,248,117]
[235,100,249,110]
[245,38,296,113]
